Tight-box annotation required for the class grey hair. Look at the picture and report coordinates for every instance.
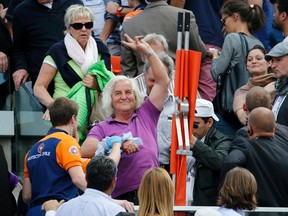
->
[143,53,174,80]
[143,33,169,54]
[102,75,144,117]
[64,5,94,30]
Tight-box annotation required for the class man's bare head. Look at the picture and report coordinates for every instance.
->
[245,86,271,113]
[248,107,275,138]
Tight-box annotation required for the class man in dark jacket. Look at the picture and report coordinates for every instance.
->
[220,107,288,207]
[11,0,82,92]
[189,99,231,206]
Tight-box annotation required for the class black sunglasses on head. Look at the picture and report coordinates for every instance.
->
[70,22,93,30]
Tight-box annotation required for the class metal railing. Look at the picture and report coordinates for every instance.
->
[134,206,288,215]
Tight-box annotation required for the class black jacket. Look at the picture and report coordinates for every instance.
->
[220,135,288,207]
[192,127,232,206]
[11,0,82,83]
[46,38,111,89]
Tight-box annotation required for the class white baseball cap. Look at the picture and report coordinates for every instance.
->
[194,99,219,122]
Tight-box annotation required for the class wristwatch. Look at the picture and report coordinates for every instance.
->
[117,6,123,17]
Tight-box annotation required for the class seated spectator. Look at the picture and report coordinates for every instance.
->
[56,155,133,216]
[142,33,168,55]
[135,33,169,92]
[218,167,257,216]
[42,156,134,216]
[34,5,112,143]
[190,99,231,206]
[137,167,174,216]
[233,45,276,125]
[236,86,288,141]
[265,41,288,126]
[81,34,170,204]
[220,107,288,207]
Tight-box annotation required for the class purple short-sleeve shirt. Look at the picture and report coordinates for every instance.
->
[88,99,161,197]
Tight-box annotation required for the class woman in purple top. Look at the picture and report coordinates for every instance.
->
[81,34,170,204]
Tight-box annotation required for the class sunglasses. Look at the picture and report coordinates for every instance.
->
[220,15,230,25]
[193,122,199,129]
[70,22,93,30]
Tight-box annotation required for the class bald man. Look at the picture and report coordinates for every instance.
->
[220,107,288,207]
[245,86,272,112]
[236,86,288,140]
[248,107,276,138]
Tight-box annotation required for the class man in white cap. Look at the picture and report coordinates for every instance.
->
[189,99,231,206]
[265,41,288,126]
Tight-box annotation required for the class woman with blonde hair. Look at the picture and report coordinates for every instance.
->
[217,167,257,216]
[137,167,174,216]
[34,5,112,144]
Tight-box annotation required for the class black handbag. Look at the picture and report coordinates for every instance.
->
[213,33,250,123]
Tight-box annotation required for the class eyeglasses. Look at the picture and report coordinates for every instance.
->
[70,22,93,30]
[220,15,230,25]
[193,122,199,129]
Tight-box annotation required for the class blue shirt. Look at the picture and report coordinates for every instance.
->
[56,189,125,216]
[184,0,223,47]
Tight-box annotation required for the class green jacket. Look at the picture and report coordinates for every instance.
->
[192,127,232,206]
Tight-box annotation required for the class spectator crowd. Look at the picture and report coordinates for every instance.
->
[1,0,288,215]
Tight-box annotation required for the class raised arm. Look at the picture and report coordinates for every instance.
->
[121,31,138,78]
[122,34,169,110]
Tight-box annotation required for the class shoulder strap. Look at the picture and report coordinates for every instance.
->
[238,32,249,57]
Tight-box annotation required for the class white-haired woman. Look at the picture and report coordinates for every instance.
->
[81,34,170,204]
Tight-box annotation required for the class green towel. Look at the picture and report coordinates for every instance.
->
[66,60,115,144]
